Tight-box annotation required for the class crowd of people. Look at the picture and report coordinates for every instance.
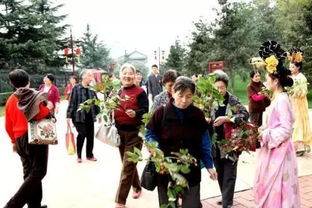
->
[4,41,312,208]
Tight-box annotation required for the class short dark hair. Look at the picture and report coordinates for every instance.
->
[162,69,180,84]
[293,62,303,71]
[152,64,158,68]
[9,69,30,88]
[45,73,55,83]
[250,70,261,78]
[136,70,142,74]
[173,76,195,94]
[214,70,229,86]
[70,75,78,82]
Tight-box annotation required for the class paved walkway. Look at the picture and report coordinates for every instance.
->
[0,101,312,208]
[202,174,312,208]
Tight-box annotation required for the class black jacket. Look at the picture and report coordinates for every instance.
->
[66,84,99,123]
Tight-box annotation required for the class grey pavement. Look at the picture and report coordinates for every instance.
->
[0,101,312,208]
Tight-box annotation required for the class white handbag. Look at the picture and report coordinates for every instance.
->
[96,113,120,147]
[28,117,58,145]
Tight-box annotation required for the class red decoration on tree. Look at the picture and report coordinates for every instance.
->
[64,48,69,55]
[75,48,81,55]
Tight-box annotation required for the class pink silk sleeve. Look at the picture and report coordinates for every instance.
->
[261,95,294,149]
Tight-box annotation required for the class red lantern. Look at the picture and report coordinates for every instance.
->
[64,48,69,55]
[75,48,81,55]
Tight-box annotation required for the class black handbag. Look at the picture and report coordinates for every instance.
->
[141,160,157,191]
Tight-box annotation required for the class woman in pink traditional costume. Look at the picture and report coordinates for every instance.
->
[254,41,300,208]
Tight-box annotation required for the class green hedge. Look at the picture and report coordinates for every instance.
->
[0,92,12,106]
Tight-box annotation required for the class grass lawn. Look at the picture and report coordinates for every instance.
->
[230,75,312,108]
[0,105,4,117]
[229,75,249,105]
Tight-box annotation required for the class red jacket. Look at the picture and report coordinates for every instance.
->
[5,94,50,143]
[39,84,60,108]
[114,86,144,126]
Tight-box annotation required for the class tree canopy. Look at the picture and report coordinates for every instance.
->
[80,24,113,70]
[167,0,312,86]
[0,0,67,73]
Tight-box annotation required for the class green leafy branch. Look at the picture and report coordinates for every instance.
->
[193,74,224,118]
[78,75,128,123]
[126,142,197,208]
[259,86,273,99]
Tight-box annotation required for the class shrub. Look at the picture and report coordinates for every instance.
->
[0,92,13,106]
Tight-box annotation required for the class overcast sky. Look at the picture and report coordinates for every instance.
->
[56,0,220,62]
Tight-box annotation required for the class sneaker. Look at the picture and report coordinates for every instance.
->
[132,190,141,199]
[115,203,125,208]
[77,158,82,163]
[87,157,97,161]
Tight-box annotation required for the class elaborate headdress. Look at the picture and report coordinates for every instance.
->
[258,40,289,77]
[287,48,304,63]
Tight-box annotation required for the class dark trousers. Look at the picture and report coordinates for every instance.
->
[157,177,202,208]
[73,119,94,159]
[214,155,238,208]
[5,134,48,208]
[115,130,143,205]
[249,112,263,126]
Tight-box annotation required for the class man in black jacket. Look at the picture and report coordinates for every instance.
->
[147,64,162,101]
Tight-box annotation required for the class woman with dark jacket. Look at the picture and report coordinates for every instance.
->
[66,69,99,163]
[247,71,270,126]
[114,63,149,208]
[145,76,217,208]
[211,70,249,208]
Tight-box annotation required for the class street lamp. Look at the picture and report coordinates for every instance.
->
[153,47,165,69]
[63,28,81,74]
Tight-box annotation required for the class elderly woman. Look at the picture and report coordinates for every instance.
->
[39,73,60,114]
[66,70,99,163]
[151,69,180,111]
[114,63,149,208]
[211,70,249,208]
[146,76,217,208]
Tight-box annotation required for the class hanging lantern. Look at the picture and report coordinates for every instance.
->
[64,48,69,55]
[75,48,81,55]
[64,48,69,63]
[75,48,81,63]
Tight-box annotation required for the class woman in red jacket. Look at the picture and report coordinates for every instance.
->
[39,73,60,114]
[114,63,149,208]
[5,69,52,208]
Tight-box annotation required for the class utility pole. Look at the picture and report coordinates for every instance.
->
[70,28,75,74]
